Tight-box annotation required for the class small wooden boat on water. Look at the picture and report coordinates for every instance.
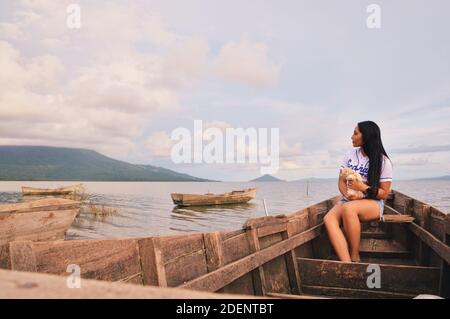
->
[0,190,449,299]
[22,184,84,196]
[171,188,257,206]
[0,198,81,246]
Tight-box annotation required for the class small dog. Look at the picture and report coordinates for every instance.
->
[339,167,365,199]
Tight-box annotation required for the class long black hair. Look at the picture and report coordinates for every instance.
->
[358,121,389,199]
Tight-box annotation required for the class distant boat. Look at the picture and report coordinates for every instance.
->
[171,188,257,206]
[0,198,81,245]
[22,184,84,196]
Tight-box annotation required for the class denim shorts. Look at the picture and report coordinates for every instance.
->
[339,197,385,221]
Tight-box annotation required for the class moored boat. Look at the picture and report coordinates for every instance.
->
[0,198,81,246]
[171,188,257,206]
[22,184,84,196]
[0,190,448,299]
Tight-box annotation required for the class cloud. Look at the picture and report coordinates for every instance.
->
[395,158,429,166]
[213,38,280,87]
[0,1,213,157]
[146,131,174,158]
[392,144,450,154]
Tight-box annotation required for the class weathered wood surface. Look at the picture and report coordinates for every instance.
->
[0,198,81,214]
[171,188,256,206]
[298,258,440,296]
[359,238,411,259]
[9,241,37,272]
[179,224,323,292]
[383,215,415,223]
[409,222,450,265]
[301,285,415,299]
[266,292,329,299]
[385,202,450,265]
[28,239,144,283]
[246,228,266,295]
[439,214,450,298]
[0,269,262,299]
[22,184,84,196]
[0,198,80,245]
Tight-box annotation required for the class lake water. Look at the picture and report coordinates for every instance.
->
[0,180,449,240]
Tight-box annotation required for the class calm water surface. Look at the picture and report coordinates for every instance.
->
[0,180,448,240]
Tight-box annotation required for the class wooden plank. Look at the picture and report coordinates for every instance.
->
[32,239,144,283]
[137,237,163,286]
[298,258,440,295]
[165,250,208,287]
[158,234,204,264]
[221,233,251,265]
[0,244,10,269]
[246,229,266,295]
[9,241,37,272]
[286,213,309,235]
[220,229,245,241]
[221,273,255,295]
[203,232,224,272]
[258,231,291,294]
[244,215,288,230]
[361,229,391,239]
[257,222,287,238]
[302,285,415,299]
[382,215,415,223]
[409,223,450,265]
[179,224,323,292]
[0,198,80,214]
[282,228,302,294]
[359,238,411,258]
[0,269,262,299]
[266,292,330,299]
[392,191,411,213]
[439,214,450,298]
[148,237,167,286]
[417,205,431,265]
[309,204,330,259]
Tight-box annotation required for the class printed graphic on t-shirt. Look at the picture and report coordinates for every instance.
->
[340,148,393,183]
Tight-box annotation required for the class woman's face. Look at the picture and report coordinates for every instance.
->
[351,126,363,147]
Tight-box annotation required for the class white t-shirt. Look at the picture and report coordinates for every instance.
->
[340,147,393,183]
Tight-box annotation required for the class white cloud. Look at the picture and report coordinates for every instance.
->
[146,131,174,158]
[213,38,280,87]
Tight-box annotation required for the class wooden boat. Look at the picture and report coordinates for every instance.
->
[22,184,84,196]
[0,198,81,245]
[0,190,448,299]
[171,188,257,206]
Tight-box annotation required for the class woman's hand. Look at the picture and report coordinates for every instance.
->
[347,179,369,192]
[346,192,365,201]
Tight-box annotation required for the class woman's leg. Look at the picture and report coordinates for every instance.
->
[323,202,351,262]
[341,200,381,262]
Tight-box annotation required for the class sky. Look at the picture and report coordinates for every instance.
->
[0,0,449,181]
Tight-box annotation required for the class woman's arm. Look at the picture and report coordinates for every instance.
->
[338,174,348,197]
[374,181,392,200]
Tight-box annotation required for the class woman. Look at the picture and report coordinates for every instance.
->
[323,121,393,262]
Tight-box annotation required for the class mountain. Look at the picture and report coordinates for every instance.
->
[0,145,210,181]
[250,174,285,182]
[415,175,450,181]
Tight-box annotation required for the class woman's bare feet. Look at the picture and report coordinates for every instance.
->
[351,254,360,263]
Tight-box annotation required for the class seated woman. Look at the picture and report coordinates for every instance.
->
[323,121,393,262]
